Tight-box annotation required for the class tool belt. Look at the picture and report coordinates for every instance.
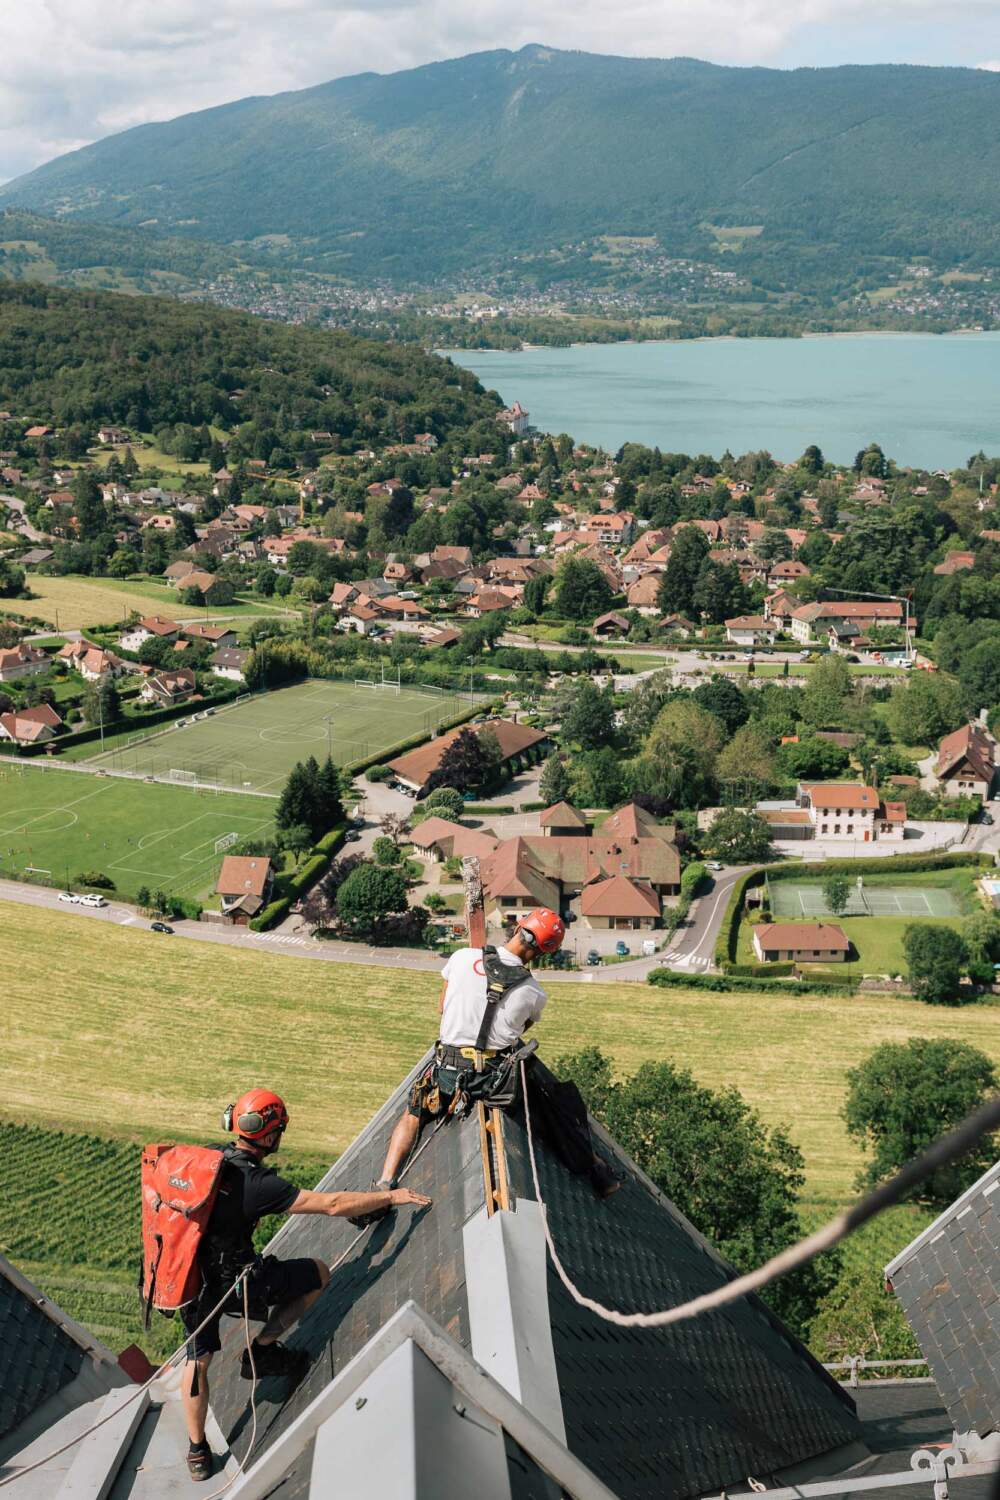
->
[434,1038,537,1115]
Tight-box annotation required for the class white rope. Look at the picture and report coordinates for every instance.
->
[0,1267,254,1490]
[206,1277,258,1498]
[519,1060,1000,1331]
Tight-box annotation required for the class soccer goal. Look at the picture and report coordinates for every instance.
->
[234,693,252,706]
[170,768,197,783]
[215,832,240,854]
[354,679,377,690]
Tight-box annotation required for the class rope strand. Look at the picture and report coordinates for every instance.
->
[520,1060,1000,1330]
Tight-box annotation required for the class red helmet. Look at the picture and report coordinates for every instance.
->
[519,907,565,954]
[223,1089,289,1142]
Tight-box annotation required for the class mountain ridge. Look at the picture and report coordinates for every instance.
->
[4,45,1000,289]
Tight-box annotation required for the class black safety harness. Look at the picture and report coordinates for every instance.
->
[436,945,537,1112]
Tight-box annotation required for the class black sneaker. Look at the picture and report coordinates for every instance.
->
[347,1179,395,1230]
[186,1444,215,1481]
[241,1340,309,1383]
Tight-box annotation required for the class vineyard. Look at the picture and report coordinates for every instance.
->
[0,1120,327,1357]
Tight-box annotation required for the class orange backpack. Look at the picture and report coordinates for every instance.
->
[140,1143,228,1328]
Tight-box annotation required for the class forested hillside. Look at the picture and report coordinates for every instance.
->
[0,283,496,444]
[4,46,1000,290]
[0,210,242,292]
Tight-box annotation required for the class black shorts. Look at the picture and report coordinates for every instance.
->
[181,1254,324,1359]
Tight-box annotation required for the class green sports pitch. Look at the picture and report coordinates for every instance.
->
[86,678,474,793]
[0,764,272,901]
[767,878,962,919]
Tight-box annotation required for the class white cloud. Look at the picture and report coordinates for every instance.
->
[0,0,994,180]
[977,59,1000,69]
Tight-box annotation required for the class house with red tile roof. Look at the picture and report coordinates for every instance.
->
[0,642,49,682]
[0,701,63,746]
[388,719,548,794]
[934,722,998,799]
[753,923,850,963]
[216,855,273,924]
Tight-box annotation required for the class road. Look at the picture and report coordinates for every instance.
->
[0,849,747,983]
[1,494,46,543]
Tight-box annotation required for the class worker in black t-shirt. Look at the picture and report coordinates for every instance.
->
[182,1089,430,1482]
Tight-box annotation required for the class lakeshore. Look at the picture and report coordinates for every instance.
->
[446,331,1000,466]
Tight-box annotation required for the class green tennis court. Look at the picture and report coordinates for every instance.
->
[86,678,474,793]
[768,879,962,919]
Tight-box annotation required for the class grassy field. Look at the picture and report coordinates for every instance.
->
[6,900,1000,1203]
[0,764,272,900]
[88,678,477,791]
[6,902,983,1358]
[8,574,289,629]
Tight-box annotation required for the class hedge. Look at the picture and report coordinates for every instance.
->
[647,967,855,996]
[12,684,243,758]
[725,960,796,978]
[714,869,766,967]
[249,822,347,931]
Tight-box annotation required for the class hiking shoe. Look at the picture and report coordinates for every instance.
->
[590,1158,622,1201]
[186,1444,214,1482]
[347,1179,395,1230]
[241,1340,309,1384]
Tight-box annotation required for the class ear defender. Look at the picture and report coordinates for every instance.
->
[222,1104,235,1132]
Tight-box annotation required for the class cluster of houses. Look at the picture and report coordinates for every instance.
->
[411,796,682,933]
[726,597,914,652]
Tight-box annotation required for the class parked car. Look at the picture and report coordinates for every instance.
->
[705,860,723,871]
[586,950,602,966]
[641,938,657,956]
[982,812,995,826]
[58,891,79,904]
[150,921,174,934]
[615,940,630,957]
[345,831,362,842]
[80,894,107,907]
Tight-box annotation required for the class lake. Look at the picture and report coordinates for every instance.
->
[445,333,1000,469]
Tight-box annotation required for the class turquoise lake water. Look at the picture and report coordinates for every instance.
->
[445,333,1000,469]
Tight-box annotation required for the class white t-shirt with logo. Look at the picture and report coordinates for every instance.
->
[439,946,547,1050]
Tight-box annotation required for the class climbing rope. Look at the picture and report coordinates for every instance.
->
[520,1058,1000,1330]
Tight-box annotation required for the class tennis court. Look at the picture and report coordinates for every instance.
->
[768,878,962,919]
[86,678,475,793]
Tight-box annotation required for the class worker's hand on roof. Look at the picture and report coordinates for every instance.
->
[392,1187,431,1208]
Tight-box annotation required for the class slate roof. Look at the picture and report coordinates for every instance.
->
[886,1158,1000,1437]
[206,1056,861,1500]
[0,1265,87,1447]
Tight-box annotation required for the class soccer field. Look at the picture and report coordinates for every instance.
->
[768,879,962,919]
[0,764,272,901]
[86,678,474,792]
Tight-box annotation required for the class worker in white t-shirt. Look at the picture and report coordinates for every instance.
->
[349,909,565,1225]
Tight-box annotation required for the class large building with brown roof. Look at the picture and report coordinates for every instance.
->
[387,719,548,793]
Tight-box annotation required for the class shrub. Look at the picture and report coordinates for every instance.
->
[74,870,116,890]
[366,765,393,783]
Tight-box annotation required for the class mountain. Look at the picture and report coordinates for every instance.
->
[4,47,1000,288]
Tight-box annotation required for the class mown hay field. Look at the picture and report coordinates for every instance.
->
[7,573,282,628]
[6,900,1000,1205]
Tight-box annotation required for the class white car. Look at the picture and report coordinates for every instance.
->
[58,891,80,904]
[705,860,724,871]
[80,893,107,908]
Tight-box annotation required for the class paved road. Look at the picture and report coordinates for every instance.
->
[1,494,46,542]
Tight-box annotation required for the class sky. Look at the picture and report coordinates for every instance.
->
[1,0,999,182]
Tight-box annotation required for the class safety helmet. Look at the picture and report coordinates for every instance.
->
[222,1089,289,1142]
[518,907,565,954]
